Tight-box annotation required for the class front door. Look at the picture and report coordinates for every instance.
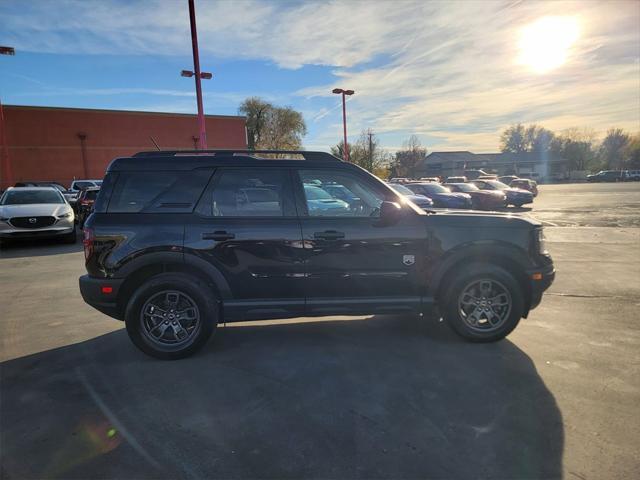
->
[295,168,427,316]
[184,167,305,320]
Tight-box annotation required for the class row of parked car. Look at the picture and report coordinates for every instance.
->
[586,170,640,182]
[388,172,538,210]
[0,179,102,246]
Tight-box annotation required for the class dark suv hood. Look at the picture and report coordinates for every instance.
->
[425,209,542,228]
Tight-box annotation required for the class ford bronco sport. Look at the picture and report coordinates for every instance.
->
[79,150,555,359]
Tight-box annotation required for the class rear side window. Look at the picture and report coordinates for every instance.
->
[196,169,294,217]
[107,170,212,213]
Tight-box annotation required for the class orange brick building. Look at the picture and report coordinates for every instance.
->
[0,105,247,189]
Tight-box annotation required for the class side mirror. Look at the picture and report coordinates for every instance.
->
[378,201,403,226]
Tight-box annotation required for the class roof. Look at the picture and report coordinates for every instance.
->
[425,151,478,163]
[4,104,246,121]
[6,186,60,191]
[109,149,343,172]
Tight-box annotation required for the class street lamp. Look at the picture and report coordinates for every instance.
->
[1,46,15,190]
[332,88,355,161]
[181,0,212,150]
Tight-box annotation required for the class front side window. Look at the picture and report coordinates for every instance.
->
[298,170,384,217]
[197,169,292,217]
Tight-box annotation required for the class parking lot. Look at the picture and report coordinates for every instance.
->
[1,182,639,479]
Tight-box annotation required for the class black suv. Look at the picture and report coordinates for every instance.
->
[79,150,555,359]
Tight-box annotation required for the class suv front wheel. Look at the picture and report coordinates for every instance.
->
[125,273,218,359]
[442,265,524,342]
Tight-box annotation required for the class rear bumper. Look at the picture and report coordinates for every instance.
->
[527,263,555,311]
[79,275,124,320]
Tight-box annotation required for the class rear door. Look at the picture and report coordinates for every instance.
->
[184,167,305,320]
[294,167,427,316]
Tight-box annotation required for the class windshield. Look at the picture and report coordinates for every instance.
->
[389,184,415,195]
[449,183,478,192]
[1,190,65,205]
[484,180,510,189]
[412,183,450,195]
[304,185,334,200]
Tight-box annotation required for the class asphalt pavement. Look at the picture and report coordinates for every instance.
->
[1,182,639,479]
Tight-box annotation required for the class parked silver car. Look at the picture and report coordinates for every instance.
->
[0,187,76,244]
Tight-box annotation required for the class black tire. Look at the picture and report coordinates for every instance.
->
[63,226,77,244]
[513,203,523,208]
[125,273,218,360]
[441,265,524,342]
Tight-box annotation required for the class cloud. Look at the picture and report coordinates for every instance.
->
[1,0,638,151]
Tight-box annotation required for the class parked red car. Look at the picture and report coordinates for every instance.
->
[444,183,507,210]
[510,179,538,197]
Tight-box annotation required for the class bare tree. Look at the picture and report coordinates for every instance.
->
[392,135,427,178]
[599,128,630,170]
[500,124,527,153]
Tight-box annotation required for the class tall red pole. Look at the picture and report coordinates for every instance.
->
[0,100,12,190]
[188,0,207,150]
[341,92,349,161]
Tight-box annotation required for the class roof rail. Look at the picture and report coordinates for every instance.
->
[132,149,341,162]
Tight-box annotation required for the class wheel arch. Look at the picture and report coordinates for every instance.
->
[430,243,533,316]
[115,251,231,316]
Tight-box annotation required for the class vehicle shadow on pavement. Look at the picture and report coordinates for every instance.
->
[0,314,563,479]
[0,234,83,258]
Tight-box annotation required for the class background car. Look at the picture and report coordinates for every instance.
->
[444,182,507,210]
[498,175,519,184]
[76,187,100,228]
[625,170,640,181]
[510,178,538,196]
[471,179,534,207]
[0,187,76,245]
[477,174,498,180]
[445,176,467,183]
[463,169,490,180]
[586,170,625,182]
[405,182,472,209]
[303,184,351,215]
[387,183,434,209]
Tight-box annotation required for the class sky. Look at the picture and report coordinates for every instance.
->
[1,0,639,153]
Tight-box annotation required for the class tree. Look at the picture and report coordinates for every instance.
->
[623,133,640,169]
[239,97,307,151]
[500,124,527,153]
[332,129,389,174]
[391,135,427,178]
[500,123,554,153]
[238,97,272,150]
[551,127,598,171]
[599,128,630,170]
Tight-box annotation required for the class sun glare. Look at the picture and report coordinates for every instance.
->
[518,16,579,73]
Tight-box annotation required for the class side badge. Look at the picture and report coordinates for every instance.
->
[403,255,415,266]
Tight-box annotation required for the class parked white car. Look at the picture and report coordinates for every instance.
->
[0,187,76,245]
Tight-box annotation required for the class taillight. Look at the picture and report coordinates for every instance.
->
[83,227,95,261]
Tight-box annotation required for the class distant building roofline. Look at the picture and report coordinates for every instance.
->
[4,104,246,121]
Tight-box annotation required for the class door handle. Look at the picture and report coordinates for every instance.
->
[313,230,345,241]
[202,231,235,241]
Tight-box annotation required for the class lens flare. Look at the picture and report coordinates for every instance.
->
[518,16,579,73]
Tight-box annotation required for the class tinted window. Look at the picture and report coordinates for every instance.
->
[1,189,64,205]
[196,169,292,217]
[74,181,96,190]
[84,190,99,200]
[299,170,384,217]
[108,170,212,213]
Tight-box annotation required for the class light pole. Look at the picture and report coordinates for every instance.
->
[332,88,354,161]
[1,46,15,190]
[182,0,212,150]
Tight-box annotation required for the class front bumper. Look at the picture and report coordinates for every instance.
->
[527,262,555,311]
[79,275,124,320]
[0,225,74,239]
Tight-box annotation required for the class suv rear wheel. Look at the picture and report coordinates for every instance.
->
[125,273,218,359]
[442,265,524,342]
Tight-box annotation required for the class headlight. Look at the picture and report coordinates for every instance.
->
[58,211,73,219]
[536,229,548,254]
